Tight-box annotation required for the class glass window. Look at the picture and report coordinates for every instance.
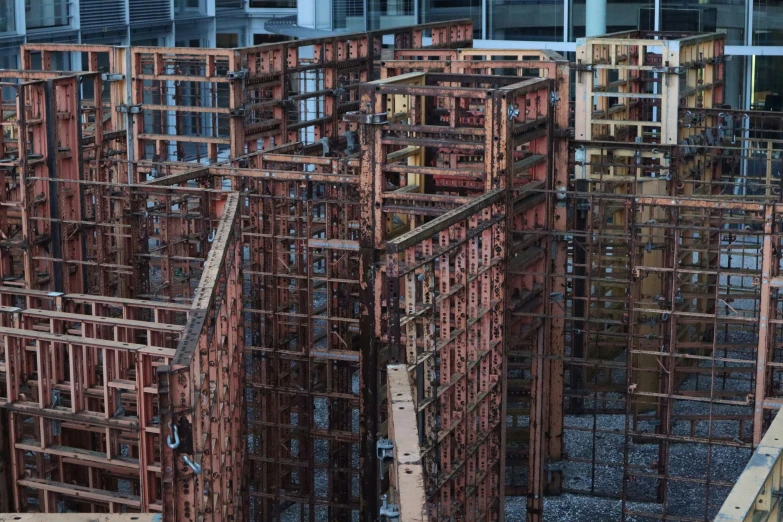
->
[333,0,364,30]
[661,0,744,44]
[254,33,290,45]
[754,0,783,45]
[175,0,206,14]
[752,56,783,108]
[217,33,240,48]
[0,1,14,33]
[489,0,563,41]
[571,0,653,38]
[421,0,482,38]
[26,0,70,29]
[248,0,297,7]
[367,0,416,30]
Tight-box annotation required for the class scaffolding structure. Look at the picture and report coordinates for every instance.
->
[0,20,782,522]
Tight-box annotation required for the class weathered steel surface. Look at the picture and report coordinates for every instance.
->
[385,190,508,521]
[5,22,783,522]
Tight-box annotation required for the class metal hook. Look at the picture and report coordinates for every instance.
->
[208,230,216,243]
[182,455,202,474]
[167,423,180,449]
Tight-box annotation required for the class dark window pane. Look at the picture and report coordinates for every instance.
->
[249,0,297,7]
[754,0,783,45]
[490,0,563,41]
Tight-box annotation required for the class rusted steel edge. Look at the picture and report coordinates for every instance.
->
[171,192,239,368]
[386,189,505,253]
[715,408,783,521]
[387,364,427,522]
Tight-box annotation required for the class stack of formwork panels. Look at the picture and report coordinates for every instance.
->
[562,30,783,521]
[136,68,556,522]
[358,71,553,520]
[380,47,571,499]
[571,30,727,409]
[0,19,564,522]
[0,186,244,519]
[0,22,475,522]
[145,152,371,522]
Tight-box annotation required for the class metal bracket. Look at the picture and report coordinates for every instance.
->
[343,130,359,154]
[344,111,388,125]
[101,73,125,82]
[317,137,331,156]
[117,104,142,114]
[545,461,565,485]
[226,70,248,80]
[182,454,202,474]
[379,495,400,521]
[230,107,246,118]
[377,437,394,460]
[51,391,62,436]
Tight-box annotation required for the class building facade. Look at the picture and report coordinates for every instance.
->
[299,0,783,111]
[3,1,781,119]
[0,0,296,68]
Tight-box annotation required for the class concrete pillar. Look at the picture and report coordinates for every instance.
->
[585,0,606,37]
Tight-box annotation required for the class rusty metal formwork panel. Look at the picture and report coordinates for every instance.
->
[19,44,127,136]
[18,20,472,172]
[137,155,367,521]
[385,190,507,521]
[0,74,89,295]
[0,513,160,522]
[13,49,133,298]
[159,193,245,522]
[0,69,130,299]
[0,288,189,512]
[574,31,726,144]
[0,189,244,518]
[353,72,555,518]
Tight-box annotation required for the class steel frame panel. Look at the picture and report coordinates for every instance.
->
[385,190,507,522]
[0,186,243,519]
[354,71,555,520]
[9,22,781,522]
[574,31,726,144]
